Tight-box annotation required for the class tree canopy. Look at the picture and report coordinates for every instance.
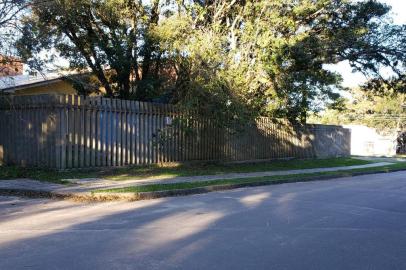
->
[15,0,406,123]
[0,0,27,74]
[309,85,406,132]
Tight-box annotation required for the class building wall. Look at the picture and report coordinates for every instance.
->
[13,81,77,96]
[344,125,397,157]
[308,125,351,158]
[0,56,23,77]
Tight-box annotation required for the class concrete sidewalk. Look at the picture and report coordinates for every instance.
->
[67,161,394,189]
[0,162,394,200]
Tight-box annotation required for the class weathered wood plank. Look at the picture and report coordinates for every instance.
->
[96,97,101,166]
[100,97,107,167]
[73,95,79,168]
[135,101,141,165]
[65,95,73,168]
[60,95,67,169]
[111,99,117,167]
[79,96,85,168]
[84,97,91,167]
[90,98,97,167]
[105,98,112,167]
[130,100,135,165]
[0,94,351,168]
[124,100,130,165]
[117,99,122,166]
[140,102,145,164]
[147,103,153,164]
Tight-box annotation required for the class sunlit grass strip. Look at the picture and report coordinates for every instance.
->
[102,157,373,181]
[0,157,372,183]
[93,163,406,194]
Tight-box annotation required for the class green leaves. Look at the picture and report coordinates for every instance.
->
[16,0,406,125]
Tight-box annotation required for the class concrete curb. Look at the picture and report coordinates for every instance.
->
[1,168,405,202]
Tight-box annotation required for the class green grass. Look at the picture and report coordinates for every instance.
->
[93,162,406,194]
[0,166,77,184]
[0,157,372,183]
[102,157,372,181]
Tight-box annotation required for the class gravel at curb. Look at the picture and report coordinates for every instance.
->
[1,167,405,202]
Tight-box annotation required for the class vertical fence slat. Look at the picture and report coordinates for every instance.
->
[110,99,115,167]
[79,96,85,168]
[105,98,112,167]
[54,96,61,169]
[90,98,96,167]
[157,106,163,164]
[0,94,351,169]
[96,97,101,167]
[121,99,126,165]
[0,104,3,165]
[116,99,122,166]
[73,95,79,168]
[147,102,153,164]
[48,96,56,168]
[130,100,136,165]
[60,95,67,169]
[141,102,146,164]
[151,104,158,164]
[65,95,72,168]
[124,100,130,165]
[84,97,90,167]
[100,97,106,167]
[135,101,140,165]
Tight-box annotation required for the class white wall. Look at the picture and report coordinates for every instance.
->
[344,125,397,157]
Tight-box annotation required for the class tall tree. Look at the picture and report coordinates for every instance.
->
[17,0,164,97]
[166,0,406,122]
[16,0,406,124]
[0,0,27,51]
[0,0,27,76]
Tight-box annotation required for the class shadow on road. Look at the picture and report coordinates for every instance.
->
[1,172,406,269]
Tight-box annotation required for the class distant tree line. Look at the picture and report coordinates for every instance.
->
[309,84,406,132]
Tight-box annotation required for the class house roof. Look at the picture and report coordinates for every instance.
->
[0,71,81,92]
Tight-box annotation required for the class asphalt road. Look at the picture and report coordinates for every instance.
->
[1,172,406,270]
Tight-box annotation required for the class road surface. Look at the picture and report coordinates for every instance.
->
[1,172,406,270]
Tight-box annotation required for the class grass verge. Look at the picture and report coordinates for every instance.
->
[0,167,72,184]
[102,157,372,181]
[0,157,373,183]
[93,162,406,194]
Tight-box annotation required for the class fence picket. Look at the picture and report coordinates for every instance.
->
[0,94,350,169]
[130,101,136,165]
[105,98,112,167]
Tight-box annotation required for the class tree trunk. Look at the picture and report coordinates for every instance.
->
[141,0,159,79]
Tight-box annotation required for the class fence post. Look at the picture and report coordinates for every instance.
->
[0,95,354,168]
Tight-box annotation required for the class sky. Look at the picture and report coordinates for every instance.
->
[329,0,406,88]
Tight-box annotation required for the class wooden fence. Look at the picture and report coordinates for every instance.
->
[0,94,351,169]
